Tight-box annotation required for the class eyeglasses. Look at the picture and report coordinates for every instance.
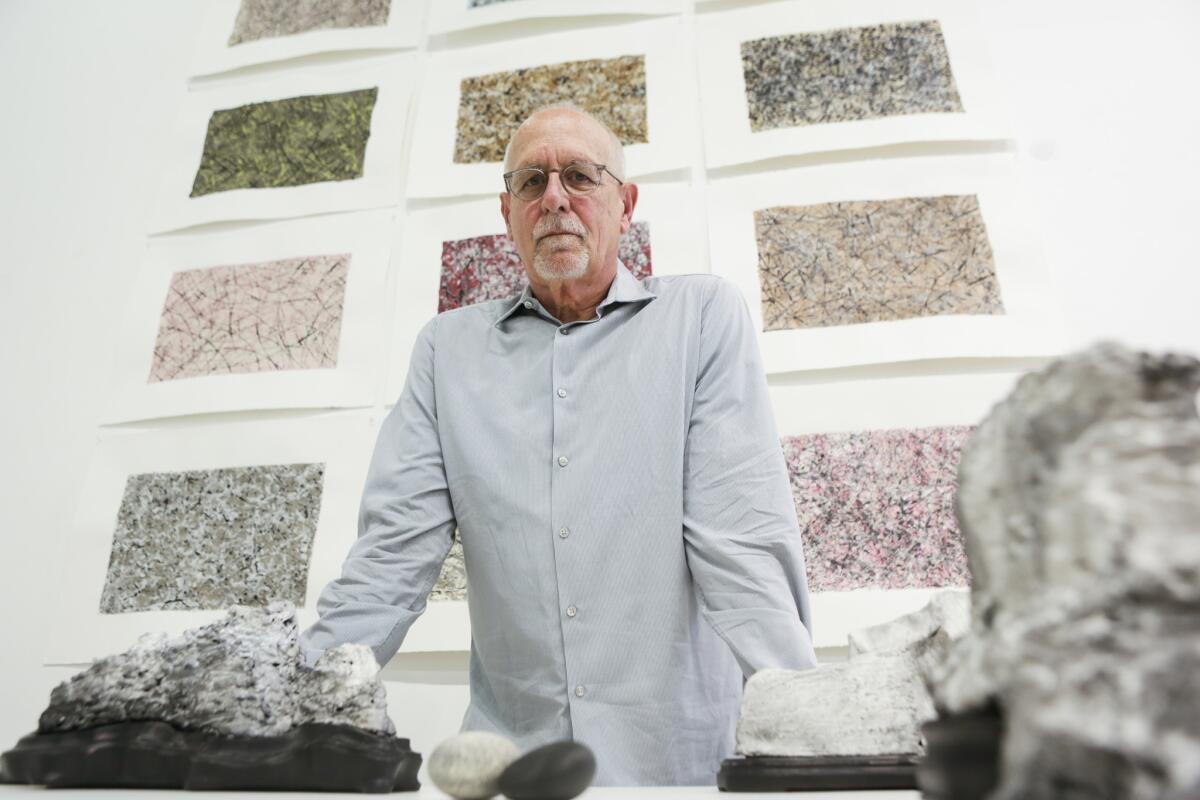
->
[503,162,623,202]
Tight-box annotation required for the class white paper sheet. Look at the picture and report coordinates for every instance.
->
[386,181,705,402]
[407,18,695,199]
[190,0,423,78]
[810,587,969,649]
[105,211,394,424]
[428,0,682,35]
[769,369,1026,438]
[708,153,1067,373]
[769,372,1022,647]
[150,54,414,234]
[696,0,1009,168]
[48,413,343,663]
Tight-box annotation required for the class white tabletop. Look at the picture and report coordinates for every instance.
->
[0,787,919,799]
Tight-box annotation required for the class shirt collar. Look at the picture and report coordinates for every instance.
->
[493,261,657,329]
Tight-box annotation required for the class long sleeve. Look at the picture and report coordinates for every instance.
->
[300,317,456,667]
[682,278,817,678]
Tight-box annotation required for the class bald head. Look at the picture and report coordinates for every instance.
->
[503,104,626,179]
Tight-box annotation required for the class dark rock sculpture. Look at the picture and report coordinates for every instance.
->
[921,343,1200,800]
[498,740,597,800]
[0,602,420,792]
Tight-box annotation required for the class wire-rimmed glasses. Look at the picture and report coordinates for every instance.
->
[503,162,623,201]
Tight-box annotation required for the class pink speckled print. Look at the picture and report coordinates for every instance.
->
[783,426,973,592]
[149,254,349,382]
[438,221,653,312]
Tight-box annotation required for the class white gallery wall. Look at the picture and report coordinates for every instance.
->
[1,0,1198,778]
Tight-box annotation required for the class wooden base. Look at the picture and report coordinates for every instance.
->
[0,720,421,793]
[718,753,919,792]
[916,707,1003,800]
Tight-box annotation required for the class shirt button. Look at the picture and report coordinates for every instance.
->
[574,685,586,698]
[559,328,568,335]
[557,456,569,467]
[566,605,577,618]
[558,526,570,539]
[523,300,533,309]
[557,388,568,398]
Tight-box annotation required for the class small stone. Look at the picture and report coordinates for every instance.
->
[498,741,596,800]
[428,731,519,800]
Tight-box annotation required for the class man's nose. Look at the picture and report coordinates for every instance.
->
[539,171,571,214]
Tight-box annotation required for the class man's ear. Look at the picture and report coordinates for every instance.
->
[618,182,639,234]
[500,192,513,239]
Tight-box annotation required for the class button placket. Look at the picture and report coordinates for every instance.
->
[551,314,584,709]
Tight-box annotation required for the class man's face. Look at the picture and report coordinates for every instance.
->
[500,110,635,285]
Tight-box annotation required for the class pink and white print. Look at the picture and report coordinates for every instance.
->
[784,425,973,592]
[150,254,350,382]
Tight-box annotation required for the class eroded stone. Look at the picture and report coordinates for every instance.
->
[925,342,1200,800]
[38,602,394,737]
[736,591,969,758]
[428,731,519,800]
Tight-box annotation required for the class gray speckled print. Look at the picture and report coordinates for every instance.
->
[430,532,467,601]
[99,463,325,613]
[741,20,963,132]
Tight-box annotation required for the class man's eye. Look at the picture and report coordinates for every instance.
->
[523,174,544,187]
[565,169,594,184]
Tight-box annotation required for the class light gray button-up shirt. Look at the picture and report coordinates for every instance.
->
[301,263,817,786]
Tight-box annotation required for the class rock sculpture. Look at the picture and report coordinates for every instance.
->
[921,343,1200,800]
[0,602,420,792]
[720,591,970,791]
[428,731,520,800]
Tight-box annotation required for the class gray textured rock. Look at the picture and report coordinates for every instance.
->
[38,602,394,737]
[428,731,520,800]
[926,342,1200,799]
[736,591,969,757]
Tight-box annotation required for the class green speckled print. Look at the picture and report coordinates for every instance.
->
[189,87,378,197]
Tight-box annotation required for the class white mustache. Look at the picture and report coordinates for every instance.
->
[534,217,586,242]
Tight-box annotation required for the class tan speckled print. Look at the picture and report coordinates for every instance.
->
[453,55,648,164]
[755,194,1003,331]
[228,0,391,46]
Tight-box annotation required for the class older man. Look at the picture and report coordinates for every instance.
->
[300,106,816,785]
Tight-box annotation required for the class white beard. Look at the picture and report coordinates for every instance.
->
[532,245,589,281]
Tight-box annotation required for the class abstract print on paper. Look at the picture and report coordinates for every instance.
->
[454,55,647,164]
[784,426,972,592]
[741,20,963,132]
[228,0,391,46]
[438,221,652,312]
[149,254,349,382]
[755,194,1003,331]
[190,88,378,197]
[430,531,467,602]
[99,463,325,613]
